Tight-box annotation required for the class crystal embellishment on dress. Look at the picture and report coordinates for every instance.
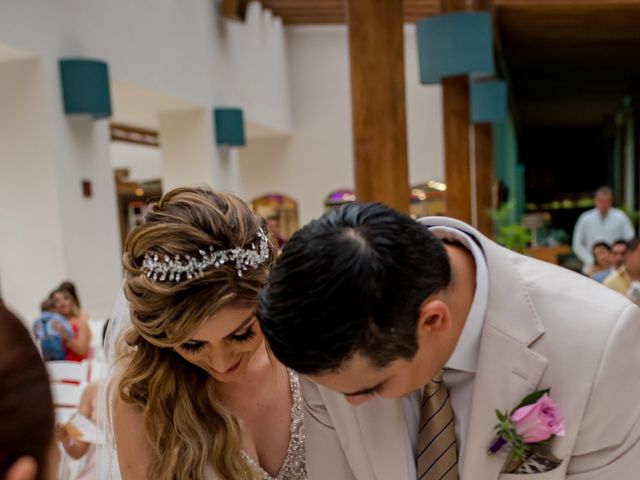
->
[141,228,270,281]
[242,370,307,480]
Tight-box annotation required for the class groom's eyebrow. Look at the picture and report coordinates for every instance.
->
[342,379,389,397]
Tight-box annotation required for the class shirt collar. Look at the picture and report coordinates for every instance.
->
[429,226,489,373]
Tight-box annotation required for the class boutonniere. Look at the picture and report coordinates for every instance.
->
[488,389,565,473]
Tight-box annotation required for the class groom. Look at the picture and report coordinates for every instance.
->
[258,202,640,479]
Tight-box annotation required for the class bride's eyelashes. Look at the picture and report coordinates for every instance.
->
[230,328,256,343]
[180,341,205,353]
[179,328,256,353]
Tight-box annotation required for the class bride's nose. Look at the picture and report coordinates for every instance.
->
[209,347,238,373]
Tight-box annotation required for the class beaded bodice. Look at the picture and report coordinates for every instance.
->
[242,369,307,480]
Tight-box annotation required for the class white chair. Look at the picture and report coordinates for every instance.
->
[46,360,89,384]
[48,363,87,480]
[51,383,84,422]
[47,360,88,424]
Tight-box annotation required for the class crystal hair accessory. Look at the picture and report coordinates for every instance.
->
[141,228,270,281]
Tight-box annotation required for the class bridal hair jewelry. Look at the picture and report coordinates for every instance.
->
[142,228,270,281]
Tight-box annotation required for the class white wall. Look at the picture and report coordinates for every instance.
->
[403,26,445,186]
[110,142,162,183]
[0,0,291,132]
[0,0,292,320]
[238,25,444,225]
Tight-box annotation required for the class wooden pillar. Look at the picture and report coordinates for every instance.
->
[475,123,494,236]
[346,0,410,213]
[440,0,494,228]
[442,75,472,222]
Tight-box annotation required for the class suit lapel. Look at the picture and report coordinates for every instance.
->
[461,230,548,480]
[418,217,549,480]
[354,396,411,480]
[460,325,547,479]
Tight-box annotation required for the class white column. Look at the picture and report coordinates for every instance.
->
[54,114,122,319]
[158,108,217,191]
[214,147,241,195]
[0,57,67,320]
[0,56,122,321]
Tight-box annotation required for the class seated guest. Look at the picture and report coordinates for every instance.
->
[50,288,91,362]
[589,241,613,283]
[0,302,57,480]
[57,281,82,309]
[604,238,640,302]
[611,239,628,269]
[33,298,74,361]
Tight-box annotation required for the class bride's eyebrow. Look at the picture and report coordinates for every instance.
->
[187,312,257,343]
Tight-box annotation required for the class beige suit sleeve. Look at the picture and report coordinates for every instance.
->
[300,377,358,480]
[567,303,640,479]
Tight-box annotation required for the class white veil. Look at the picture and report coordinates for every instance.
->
[96,288,130,480]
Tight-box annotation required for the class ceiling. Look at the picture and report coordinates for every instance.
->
[494,0,640,127]
[260,0,640,129]
[258,0,440,24]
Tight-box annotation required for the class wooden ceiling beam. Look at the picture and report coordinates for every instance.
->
[258,0,440,24]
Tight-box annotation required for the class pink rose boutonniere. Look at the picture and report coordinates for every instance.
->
[489,389,565,470]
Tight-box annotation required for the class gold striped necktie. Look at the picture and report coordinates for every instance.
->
[416,371,459,480]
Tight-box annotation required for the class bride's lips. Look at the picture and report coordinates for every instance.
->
[212,358,242,375]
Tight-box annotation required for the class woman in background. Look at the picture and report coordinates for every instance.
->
[0,301,58,480]
[51,288,91,362]
[57,281,82,309]
[589,241,614,283]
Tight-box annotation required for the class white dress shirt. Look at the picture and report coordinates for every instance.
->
[403,226,489,478]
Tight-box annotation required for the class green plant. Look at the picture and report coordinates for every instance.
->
[621,205,640,231]
[492,202,531,253]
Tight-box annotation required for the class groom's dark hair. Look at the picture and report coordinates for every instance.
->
[258,202,451,374]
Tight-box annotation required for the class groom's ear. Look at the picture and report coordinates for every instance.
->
[415,297,452,340]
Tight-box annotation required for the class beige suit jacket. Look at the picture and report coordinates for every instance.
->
[302,217,640,480]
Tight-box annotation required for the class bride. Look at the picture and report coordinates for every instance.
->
[100,187,306,480]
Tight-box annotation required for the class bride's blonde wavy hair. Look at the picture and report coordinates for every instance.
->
[119,187,277,480]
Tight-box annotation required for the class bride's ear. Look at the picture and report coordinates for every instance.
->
[5,456,38,480]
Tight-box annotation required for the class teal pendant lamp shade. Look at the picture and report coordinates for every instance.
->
[416,12,495,84]
[471,80,507,124]
[214,108,245,146]
[59,58,112,118]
